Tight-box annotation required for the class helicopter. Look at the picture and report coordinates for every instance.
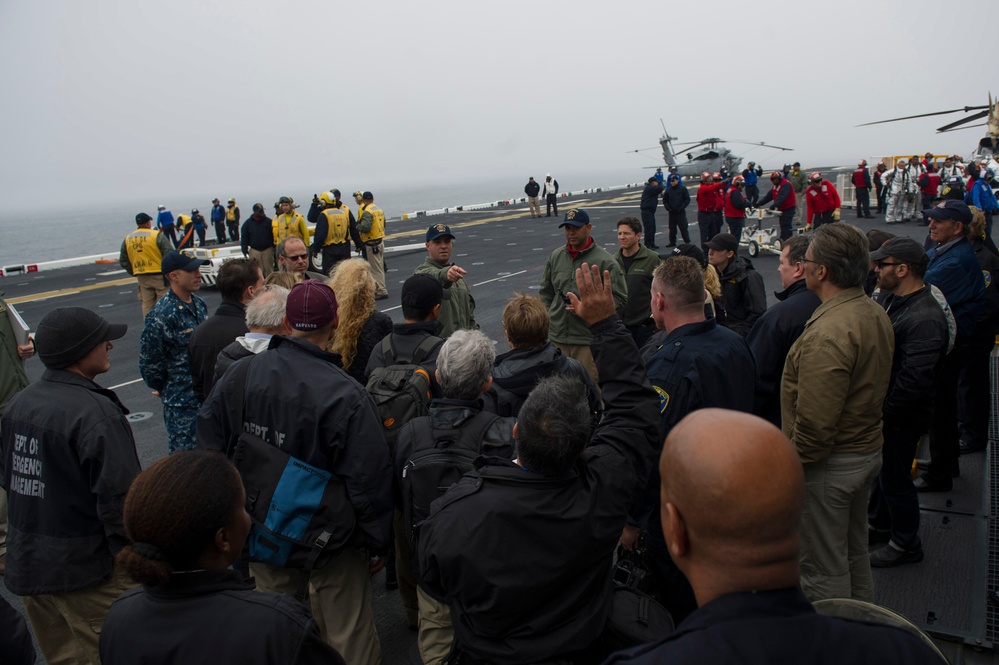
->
[628,120,793,179]
[856,93,999,164]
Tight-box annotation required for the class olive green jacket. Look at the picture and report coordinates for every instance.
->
[540,242,628,346]
[0,295,30,417]
[414,258,477,339]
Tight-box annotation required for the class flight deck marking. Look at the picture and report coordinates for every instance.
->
[472,269,529,287]
[97,269,127,276]
[9,193,640,305]
[108,378,144,390]
[6,277,135,305]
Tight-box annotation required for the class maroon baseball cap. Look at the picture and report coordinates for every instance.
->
[285,280,338,331]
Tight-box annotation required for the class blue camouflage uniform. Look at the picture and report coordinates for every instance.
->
[139,289,208,453]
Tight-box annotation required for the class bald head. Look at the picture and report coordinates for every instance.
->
[660,409,804,605]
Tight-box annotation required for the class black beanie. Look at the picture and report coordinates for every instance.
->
[34,307,127,369]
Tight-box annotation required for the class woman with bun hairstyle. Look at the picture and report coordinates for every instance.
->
[99,451,344,664]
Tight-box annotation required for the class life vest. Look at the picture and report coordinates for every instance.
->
[807,182,838,215]
[920,172,941,196]
[272,212,307,244]
[178,214,192,228]
[125,228,165,275]
[321,207,350,246]
[852,168,869,188]
[359,204,385,243]
[226,206,237,222]
[724,189,746,218]
[774,180,796,210]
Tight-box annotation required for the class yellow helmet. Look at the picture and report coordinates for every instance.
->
[319,191,336,206]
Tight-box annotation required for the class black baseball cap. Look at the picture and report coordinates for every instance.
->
[705,233,739,253]
[870,237,927,264]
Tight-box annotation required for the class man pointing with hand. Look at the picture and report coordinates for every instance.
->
[414,224,477,338]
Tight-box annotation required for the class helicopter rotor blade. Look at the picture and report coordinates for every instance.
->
[937,122,987,133]
[936,110,990,133]
[626,146,661,154]
[855,106,990,127]
[726,140,794,151]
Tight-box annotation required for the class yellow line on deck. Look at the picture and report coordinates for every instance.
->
[7,278,137,305]
[8,193,641,305]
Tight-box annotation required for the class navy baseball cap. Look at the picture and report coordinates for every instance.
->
[426,223,454,242]
[925,200,973,224]
[559,209,590,227]
[161,250,208,273]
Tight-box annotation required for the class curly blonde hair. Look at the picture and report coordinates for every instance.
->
[327,259,376,369]
[703,264,722,300]
[969,205,986,240]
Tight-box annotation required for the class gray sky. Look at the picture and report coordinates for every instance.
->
[1,0,996,212]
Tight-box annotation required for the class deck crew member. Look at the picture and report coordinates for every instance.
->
[156,204,178,248]
[524,176,541,218]
[225,198,240,242]
[358,191,389,299]
[756,171,797,240]
[120,212,172,318]
[543,174,559,217]
[210,198,226,244]
[311,191,364,275]
[272,196,309,247]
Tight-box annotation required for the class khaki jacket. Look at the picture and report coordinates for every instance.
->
[781,287,894,463]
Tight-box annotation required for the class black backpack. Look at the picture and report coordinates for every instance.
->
[365,335,442,450]
[400,410,500,542]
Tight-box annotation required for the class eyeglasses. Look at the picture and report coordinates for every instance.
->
[285,253,309,261]
[876,261,904,268]
[801,258,819,266]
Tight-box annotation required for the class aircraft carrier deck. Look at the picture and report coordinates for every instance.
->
[2,177,996,663]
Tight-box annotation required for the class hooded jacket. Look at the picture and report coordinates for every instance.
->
[714,256,767,337]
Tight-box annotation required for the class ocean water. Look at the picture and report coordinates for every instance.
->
[0,170,640,267]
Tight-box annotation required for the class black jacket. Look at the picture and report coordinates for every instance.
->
[605,587,943,665]
[877,286,949,428]
[0,370,141,595]
[641,183,664,211]
[746,279,821,427]
[189,300,248,403]
[971,238,999,338]
[483,342,600,419]
[715,256,767,337]
[197,335,394,551]
[663,184,691,212]
[240,214,274,253]
[100,569,345,665]
[525,181,541,197]
[418,316,660,664]
[342,311,394,385]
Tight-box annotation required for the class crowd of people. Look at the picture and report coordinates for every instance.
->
[4,159,996,663]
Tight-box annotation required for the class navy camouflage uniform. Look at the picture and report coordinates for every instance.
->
[139,290,208,453]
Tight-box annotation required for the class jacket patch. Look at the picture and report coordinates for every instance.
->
[654,386,670,413]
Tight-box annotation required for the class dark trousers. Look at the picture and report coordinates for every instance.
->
[876,185,887,213]
[778,208,795,240]
[812,212,834,230]
[546,194,558,216]
[856,188,871,217]
[640,209,658,248]
[214,220,226,244]
[320,243,351,276]
[697,211,713,253]
[667,209,690,244]
[710,211,723,238]
[195,226,206,246]
[957,334,996,448]
[725,216,744,239]
[161,225,179,248]
[227,220,240,241]
[868,419,924,551]
[925,341,971,482]
[985,209,995,240]
[746,184,759,206]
